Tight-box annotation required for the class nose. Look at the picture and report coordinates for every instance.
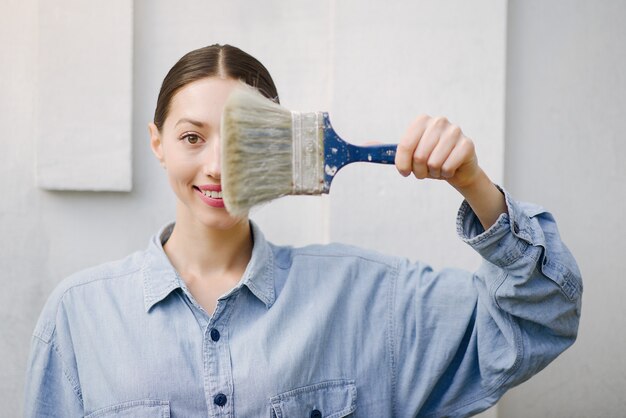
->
[202,134,221,179]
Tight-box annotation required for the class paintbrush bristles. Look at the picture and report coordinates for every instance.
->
[221,84,295,216]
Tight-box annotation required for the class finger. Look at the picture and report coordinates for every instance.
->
[427,125,462,178]
[441,136,475,178]
[413,116,448,179]
[395,114,430,177]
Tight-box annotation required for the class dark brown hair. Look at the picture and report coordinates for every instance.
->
[153,44,279,131]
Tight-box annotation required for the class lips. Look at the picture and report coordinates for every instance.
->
[193,185,225,208]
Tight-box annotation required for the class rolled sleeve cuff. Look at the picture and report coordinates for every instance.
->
[456,185,543,268]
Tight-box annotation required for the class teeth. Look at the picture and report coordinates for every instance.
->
[201,189,222,199]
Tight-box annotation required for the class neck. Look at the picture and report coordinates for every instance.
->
[164,211,253,280]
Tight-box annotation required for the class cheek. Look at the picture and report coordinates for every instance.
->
[166,156,196,186]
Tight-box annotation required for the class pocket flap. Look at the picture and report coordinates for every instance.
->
[85,400,170,418]
[270,379,356,418]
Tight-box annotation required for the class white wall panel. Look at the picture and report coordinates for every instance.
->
[36,0,133,191]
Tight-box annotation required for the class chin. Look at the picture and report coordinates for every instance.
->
[195,208,248,231]
[175,193,248,231]
[205,216,247,231]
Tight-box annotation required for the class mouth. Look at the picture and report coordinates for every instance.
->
[193,185,225,208]
[194,186,223,199]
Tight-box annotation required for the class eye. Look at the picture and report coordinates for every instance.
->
[181,133,202,145]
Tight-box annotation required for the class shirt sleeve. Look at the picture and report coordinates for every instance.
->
[24,295,84,417]
[391,187,582,417]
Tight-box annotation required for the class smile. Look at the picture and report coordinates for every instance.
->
[193,185,225,208]
[200,189,223,199]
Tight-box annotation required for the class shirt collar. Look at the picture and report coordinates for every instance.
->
[141,220,276,312]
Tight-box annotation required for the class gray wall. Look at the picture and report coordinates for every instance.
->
[1,0,621,417]
[500,1,626,416]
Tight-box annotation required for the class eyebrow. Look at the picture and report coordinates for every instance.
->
[175,118,207,128]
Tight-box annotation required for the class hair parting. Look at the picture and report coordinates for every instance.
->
[153,44,279,131]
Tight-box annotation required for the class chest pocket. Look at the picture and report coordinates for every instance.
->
[84,400,170,418]
[270,379,357,418]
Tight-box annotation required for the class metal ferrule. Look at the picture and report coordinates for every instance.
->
[291,111,324,194]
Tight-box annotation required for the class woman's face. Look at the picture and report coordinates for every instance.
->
[149,76,245,230]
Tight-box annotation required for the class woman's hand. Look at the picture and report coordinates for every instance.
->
[395,114,507,229]
[395,114,480,189]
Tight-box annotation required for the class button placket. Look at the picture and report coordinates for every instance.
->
[203,296,236,416]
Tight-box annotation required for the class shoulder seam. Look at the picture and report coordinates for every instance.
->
[61,266,142,294]
[49,337,84,407]
[291,251,397,267]
[34,266,143,342]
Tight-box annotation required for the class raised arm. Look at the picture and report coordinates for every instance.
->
[391,115,582,416]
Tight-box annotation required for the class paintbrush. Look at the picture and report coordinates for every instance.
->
[221,84,397,216]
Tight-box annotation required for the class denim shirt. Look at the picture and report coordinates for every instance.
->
[25,189,582,418]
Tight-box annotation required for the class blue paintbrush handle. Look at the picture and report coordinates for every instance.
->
[321,113,397,192]
[346,143,397,164]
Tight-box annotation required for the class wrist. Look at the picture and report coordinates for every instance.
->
[452,167,490,198]
[453,169,506,230]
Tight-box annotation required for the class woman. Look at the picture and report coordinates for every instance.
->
[25,44,582,417]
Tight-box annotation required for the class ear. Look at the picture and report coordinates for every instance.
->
[148,122,165,167]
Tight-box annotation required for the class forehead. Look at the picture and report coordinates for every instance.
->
[167,77,241,120]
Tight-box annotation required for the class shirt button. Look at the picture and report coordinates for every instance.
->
[210,328,220,342]
[214,393,227,407]
[310,410,322,418]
